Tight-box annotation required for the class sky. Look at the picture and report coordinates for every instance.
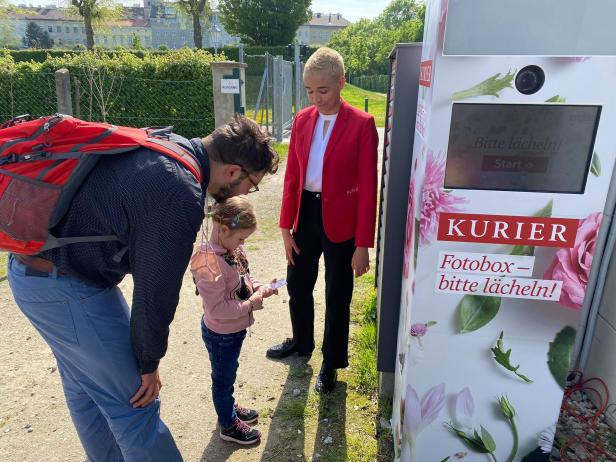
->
[8,0,390,22]
[309,0,390,22]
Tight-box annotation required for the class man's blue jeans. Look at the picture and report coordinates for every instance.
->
[201,320,246,428]
[7,254,182,462]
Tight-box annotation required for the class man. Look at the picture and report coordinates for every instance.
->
[7,115,279,461]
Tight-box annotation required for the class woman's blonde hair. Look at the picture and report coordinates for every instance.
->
[211,196,257,231]
[304,47,345,81]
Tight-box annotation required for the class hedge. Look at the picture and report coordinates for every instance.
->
[0,49,221,139]
[7,45,318,64]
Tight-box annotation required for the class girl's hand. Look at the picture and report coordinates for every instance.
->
[282,229,300,265]
[249,293,264,310]
[351,247,370,278]
[269,278,280,295]
[259,286,274,298]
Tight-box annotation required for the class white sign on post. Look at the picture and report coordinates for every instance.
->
[221,79,240,94]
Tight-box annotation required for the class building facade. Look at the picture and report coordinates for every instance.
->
[295,13,350,46]
[2,1,238,50]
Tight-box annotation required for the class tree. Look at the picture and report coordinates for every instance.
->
[22,22,54,49]
[1,1,27,48]
[176,0,211,49]
[131,32,143,49]
[377,0,423,29]
[219,0,311,46]
[328,0,424,76]
[70,0,122,50]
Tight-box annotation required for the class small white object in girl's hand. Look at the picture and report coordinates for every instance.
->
[269,278,288,290]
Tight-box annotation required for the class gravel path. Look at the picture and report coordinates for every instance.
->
[0,129,385,462]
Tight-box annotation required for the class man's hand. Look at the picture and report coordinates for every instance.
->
[351,247,370,278]
[282,229,300,265]
[130,370,162,408]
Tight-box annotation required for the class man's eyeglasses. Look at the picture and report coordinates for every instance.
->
[241,168,259,193]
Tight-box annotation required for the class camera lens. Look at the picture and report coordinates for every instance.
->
[515,65,545,95]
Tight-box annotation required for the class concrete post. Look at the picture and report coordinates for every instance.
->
[210,61,247,129]
[55,68,73,116]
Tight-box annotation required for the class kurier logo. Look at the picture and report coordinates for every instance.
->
[419,60,433,87]
[437,213,579,248]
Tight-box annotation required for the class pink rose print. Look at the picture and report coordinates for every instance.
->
[543,212,602,309]
[403,176,417,278]
[420,150,466,245]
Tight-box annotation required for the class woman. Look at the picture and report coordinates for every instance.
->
[266,47,378,393]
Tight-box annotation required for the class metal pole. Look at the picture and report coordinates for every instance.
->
[365,97,369,113]
[238,43,244,63]
[273,55,283,141]
[265,53,270,133]
[294,41,301,116]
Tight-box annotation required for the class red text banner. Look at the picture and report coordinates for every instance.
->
[437,213,579,248]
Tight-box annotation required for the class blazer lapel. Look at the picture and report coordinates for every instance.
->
[323,100,349,166]
[302,107,319,168]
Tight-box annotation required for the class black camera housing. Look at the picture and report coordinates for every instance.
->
[515,65,545,95]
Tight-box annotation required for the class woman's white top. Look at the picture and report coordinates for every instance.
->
[304,112,338,193]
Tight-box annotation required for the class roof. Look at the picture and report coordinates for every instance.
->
[305,13,350,27]
[6,7,80,21]
[6,6,150,27]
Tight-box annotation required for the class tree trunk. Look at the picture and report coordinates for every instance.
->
[84,12,94,50]
[192,14,202,49]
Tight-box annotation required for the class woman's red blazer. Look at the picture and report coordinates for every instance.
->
[279,99,378,248]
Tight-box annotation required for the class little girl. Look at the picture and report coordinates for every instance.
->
[190,196,277,445]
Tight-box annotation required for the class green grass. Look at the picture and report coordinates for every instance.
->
[247,83,387,129]
[273,142,289,161]
[0,252,7,281]
[259,267,393,462]
[342,83,387,128]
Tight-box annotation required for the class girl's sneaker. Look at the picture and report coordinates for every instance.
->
[234,402,259,424]
[220,417,261,445]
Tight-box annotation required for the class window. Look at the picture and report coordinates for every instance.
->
[48,26,53,33]
[66,27,70,33]
[56,26,61,33]
[74,27,78,33]
[81,28,85,33]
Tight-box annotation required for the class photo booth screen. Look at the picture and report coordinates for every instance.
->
[444,0,616,56]
[444,103,601,193]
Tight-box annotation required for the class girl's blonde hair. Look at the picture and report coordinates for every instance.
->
[304,47,345,81]
[211,196,257,231]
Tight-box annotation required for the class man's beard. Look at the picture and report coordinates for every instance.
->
[210,177,243,202]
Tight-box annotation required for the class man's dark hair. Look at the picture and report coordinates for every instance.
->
[207,115,279,175]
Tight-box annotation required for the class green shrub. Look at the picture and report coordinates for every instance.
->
[0,49,221,139]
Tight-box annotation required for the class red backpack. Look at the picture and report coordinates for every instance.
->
[0,114,203,255]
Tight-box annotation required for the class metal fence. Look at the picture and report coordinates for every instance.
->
[1,48,311,141]
[350,74,389,94]
[0,69,214,139]
[244,51,310,141]
[0,71,57,122]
